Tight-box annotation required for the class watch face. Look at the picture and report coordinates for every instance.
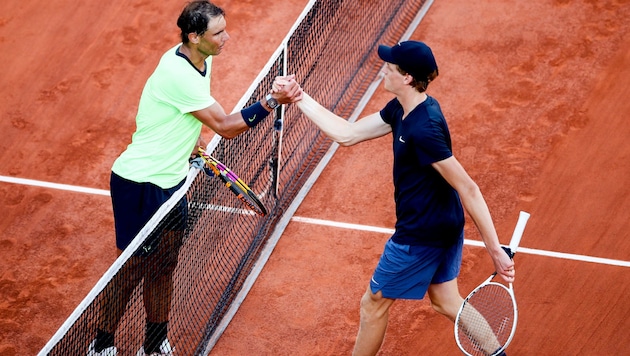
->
[268,97,279,109]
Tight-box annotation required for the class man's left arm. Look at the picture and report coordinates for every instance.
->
[432,156,516,282]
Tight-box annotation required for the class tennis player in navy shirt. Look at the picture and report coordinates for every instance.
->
[294,41,515,355]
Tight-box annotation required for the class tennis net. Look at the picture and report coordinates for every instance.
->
[39,0,432,354]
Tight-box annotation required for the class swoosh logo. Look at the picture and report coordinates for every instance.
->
[371,276,379,285]
[248,114,257,122]
[399,136,405,143]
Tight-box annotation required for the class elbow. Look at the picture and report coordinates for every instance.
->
[464,182,482,199]
[211,120,243,140]
[460,182,483,207]
[219,131,239,140]
[338,140,354,147]
[338,138,361,147]
[335,132,358,147]
[214,127,237,140]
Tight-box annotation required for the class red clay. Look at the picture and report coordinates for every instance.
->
[0,0,629,355]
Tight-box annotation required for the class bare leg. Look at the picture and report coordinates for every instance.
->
[97,249,143,333]
[428,279,500,355]
[458,304,502,354]
[143,232,182,323]
[352,288,395,356]
[142,231,183,352]
[427,278,463,321]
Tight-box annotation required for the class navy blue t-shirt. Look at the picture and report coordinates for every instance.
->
[380,96,464,247]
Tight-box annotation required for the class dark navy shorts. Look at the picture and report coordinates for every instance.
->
[110,172,187,256]
[369,235,464,300]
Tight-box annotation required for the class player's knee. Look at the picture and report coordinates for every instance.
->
[359,289,392,321]
[161,251,180,273]
[428,281,462,320]
[157,233,184,272]
[430,297,459,321]
[430,299,447,316]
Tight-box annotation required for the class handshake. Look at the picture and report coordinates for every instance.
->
[269,74,304,105]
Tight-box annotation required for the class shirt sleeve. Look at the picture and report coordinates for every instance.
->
[414,120,452,165]
[379,98,401,125]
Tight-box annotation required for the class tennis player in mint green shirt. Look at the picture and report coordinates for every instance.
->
[88,2,302,355]
[111,42,215,189]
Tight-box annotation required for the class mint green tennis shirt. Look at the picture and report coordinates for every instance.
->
[112,44,216,188]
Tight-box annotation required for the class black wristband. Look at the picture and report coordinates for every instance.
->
[241,101,270,127]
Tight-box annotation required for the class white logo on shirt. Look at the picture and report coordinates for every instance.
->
[398,136,406,143]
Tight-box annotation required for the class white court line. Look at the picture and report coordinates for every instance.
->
[0,175,258,216]
[3,176,629,268]
[0,175,110,196]
[189,202,257,216]
[291,216,630,268]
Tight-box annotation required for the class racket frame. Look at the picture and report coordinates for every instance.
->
[197,147,267,216]
[455,276,518,356]
[454,211,530,356]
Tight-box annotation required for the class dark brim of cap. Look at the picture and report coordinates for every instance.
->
[377,45,396,64]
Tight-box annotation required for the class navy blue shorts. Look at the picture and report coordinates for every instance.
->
[369,235,464,300]
[110,172,187,256]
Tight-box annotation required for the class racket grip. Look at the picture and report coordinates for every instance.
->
[508,211,530,253]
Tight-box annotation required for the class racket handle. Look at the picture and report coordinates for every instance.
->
[508,211,530,253]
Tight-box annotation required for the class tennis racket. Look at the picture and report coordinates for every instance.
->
[454,211,531,356]
[197,147,267,216]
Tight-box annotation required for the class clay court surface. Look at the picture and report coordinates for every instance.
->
[1,0,629,355]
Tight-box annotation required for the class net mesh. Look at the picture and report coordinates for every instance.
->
[41,0,430,354]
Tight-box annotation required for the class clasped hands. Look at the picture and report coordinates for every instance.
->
[271,74,303,104]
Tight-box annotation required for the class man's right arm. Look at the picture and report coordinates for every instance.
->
[296,92,391,146]
[191,101,253,139]
[192,76,302,139]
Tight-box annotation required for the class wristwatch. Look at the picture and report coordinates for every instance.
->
[265,93,280,110]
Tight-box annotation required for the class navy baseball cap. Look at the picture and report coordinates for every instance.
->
[377,41,438,81]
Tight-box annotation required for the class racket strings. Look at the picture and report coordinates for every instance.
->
[457,284,515,356]
[197,149,267,216]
